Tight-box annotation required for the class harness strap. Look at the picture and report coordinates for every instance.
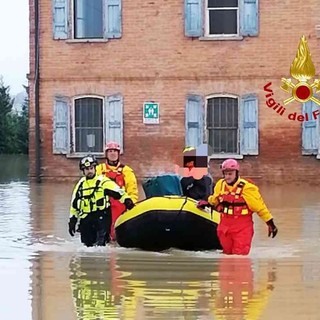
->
[73,178,102,210]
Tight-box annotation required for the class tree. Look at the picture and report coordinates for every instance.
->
[16,86,29,154]
[0,78,14,153]
[0,78,29,154]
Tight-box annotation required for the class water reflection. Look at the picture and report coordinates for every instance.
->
[67,253,277,320]
[0,178,32,319]
[1,155,320,320]
[0,154,29,182]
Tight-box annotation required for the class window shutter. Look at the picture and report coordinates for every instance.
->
[240,0,259,36]
[105,94,124,152]
[52,0,69,39]
[105,0,122,39]
[53,97,70,154]
[240,94,259,155]
[184,0,203,37]
[302,101,319,155]
[185,95,204,148]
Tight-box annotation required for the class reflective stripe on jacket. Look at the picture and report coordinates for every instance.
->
[69,175,130,219]
[216,180,252,216]
[208,177,273,222]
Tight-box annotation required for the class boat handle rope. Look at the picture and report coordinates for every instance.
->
[177,196,188,217]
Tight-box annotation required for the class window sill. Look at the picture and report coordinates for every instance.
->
[66,153,105,159]
[65,151,124,159]
[199,36,243,41]
[209,154,244,160]
[65,39,108,44]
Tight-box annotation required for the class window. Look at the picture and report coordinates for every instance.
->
[53,94,123,156]
[302,100,320,157]
[74,97,103,152]
[52,0,122,40]
[206,0,239,36]
[184,0,258,38]
[74,0,103,39]
[207,96,238,153]
[185,94,258,158]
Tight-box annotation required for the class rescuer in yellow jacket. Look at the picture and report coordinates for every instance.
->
[197,159,278,255]
[68,155,135,247]
[96,141,138,240]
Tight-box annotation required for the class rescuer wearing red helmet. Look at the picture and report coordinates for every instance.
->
[96,141,138,241]
[197,158,278,255]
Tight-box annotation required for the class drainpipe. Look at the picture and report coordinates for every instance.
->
[34,0,41,183]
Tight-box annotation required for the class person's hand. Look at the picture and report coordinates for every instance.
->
[197,200,210,209]
[124,198,135,210]
[266,219,278,238]
[68,216,77,237]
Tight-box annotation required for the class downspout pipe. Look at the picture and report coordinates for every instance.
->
[34,0,41,183]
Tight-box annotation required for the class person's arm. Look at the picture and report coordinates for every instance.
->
[102,178,128,201]
[123,166,139,203]
[242,182,278,237]
[102,177,135,210]
[69,179,84,218]
[68,179,83,237]
[208,179,223,206]
[242,183,273,222]
[204,176,214,201]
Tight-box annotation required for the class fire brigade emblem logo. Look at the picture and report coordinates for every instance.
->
[280,35,320,106]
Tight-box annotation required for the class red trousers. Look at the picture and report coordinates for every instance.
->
[217,214,254,255]
[109,198,126,241]
[217,257,254,310]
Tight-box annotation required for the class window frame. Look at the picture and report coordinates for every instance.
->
[205,93,242,158]
[72,0,105,40]
[204,0,240,37]
[54,0,122,42]
[71,94,105,156]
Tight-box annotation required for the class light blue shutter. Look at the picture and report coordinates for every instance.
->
[184,0,203,37]
[105,94,124,152]
[240,0,259,36]
[52,0,69,39]
[53,97,70,154]
[240,94,259,155]
[105,0,122,38]
[185,95,204,148]
[302,101,319,155]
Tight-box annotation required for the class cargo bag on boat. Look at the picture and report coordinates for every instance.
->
[142,174,183,198]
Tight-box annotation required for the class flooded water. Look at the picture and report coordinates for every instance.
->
[0,154,319,320]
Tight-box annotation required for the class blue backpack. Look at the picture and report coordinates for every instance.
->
[142,173,183,198]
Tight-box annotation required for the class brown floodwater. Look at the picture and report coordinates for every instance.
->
[0,155,319,320]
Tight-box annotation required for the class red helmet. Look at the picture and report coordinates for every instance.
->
[221,159,240,172]
[105,141,120,151]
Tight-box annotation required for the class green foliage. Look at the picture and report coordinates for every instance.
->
[0,79,29,154]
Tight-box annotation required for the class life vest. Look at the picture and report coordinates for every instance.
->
[216,180,252,216]
[101,163,125,188]
[72,176,108,218]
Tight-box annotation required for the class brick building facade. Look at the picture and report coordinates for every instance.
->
[29,0,320,183]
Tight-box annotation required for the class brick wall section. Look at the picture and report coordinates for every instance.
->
[28,0,320,184]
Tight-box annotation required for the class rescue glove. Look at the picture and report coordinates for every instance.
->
[197,200,211,209]
[68,216,77,237]
[124,198,135,210]
[266,219,278,238]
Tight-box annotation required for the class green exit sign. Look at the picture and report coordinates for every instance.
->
[143,102,160,124]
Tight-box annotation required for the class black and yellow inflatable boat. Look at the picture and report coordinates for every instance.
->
[115,196,222,251]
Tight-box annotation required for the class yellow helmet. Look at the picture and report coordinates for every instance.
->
[183,146,196,153]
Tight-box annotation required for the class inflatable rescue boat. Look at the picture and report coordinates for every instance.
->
[115,196,222,251]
